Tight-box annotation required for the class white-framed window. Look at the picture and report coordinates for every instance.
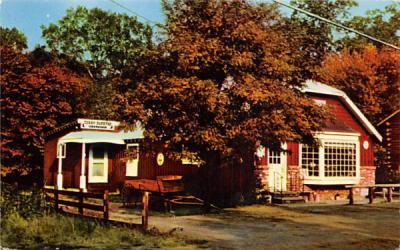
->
[126,143,139,177]
[57,143,66,159]
[88,145,108,183]
[300,133,360,185]
[268,149,281,164]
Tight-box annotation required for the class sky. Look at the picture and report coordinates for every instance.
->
[0,0,397,50]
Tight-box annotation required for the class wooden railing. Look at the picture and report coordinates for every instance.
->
[45,186,150,230]
[345,184,400,205]
[45,186,109,219]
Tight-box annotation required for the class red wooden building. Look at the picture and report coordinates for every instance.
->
[43,119,198,192]
[44,81,382,201]
[377,109,400,180]
[255,81,382,200]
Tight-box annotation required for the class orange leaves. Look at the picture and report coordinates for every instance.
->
[317,45,400,124]
[1,45,87,175]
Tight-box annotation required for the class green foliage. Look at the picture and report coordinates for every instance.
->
[0,182,51,218]
[287,0,357,78]
[0,26,28,50]
[341,3,400,51]
[42,6,154,119]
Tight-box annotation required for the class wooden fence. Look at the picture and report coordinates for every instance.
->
[45,187,150,230]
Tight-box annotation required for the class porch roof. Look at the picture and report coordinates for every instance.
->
[58,128,144,145]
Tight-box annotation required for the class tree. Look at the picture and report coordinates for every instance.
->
[317,45,400,124]
[41,7,153,119]
[134,0,326,204]
[286,0,357,78]
[1,45,87,177]
[0,27,28,51]
[340,3,400,51]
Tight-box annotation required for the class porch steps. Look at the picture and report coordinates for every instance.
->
[271,191,305,204]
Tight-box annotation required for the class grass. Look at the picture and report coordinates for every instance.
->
[0,183,202,249]
[1,212,192,249]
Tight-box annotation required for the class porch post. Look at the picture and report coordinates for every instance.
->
[80,143,87,190]
[57,143,63,189]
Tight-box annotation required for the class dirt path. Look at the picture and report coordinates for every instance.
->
[146,202,400,249]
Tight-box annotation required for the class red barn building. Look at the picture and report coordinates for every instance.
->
[377,109,400,181]
[43,119,198,192]
[255,81,382,200]
[44,81,382,201]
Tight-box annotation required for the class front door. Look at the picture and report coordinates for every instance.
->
[268,145,287,191]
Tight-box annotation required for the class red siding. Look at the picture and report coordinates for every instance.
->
[310,94,376,167]
[44,137,58,186]
[287,142,299,166]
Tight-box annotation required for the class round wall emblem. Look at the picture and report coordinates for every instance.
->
[156,152,164,166]
[363,140,369,150]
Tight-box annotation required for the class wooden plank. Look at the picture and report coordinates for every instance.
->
[103,190,109,220]
[79,189,84,215]
[368,187,374,204]
[45,188,104,199]
[388,188,393,202]
[345,184,400,188]
[54,186,59,211]
[142,191,149,231]
[349,187,354,205]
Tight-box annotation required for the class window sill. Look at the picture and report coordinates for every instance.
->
[304,177,360,185]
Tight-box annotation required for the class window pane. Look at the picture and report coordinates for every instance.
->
[92,163,104,176]
[93,147,104,160]
[301,145,319,177]
[268,149,281,164]
[324,142,356,177]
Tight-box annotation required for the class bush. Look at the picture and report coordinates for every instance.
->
[1,182,51,218]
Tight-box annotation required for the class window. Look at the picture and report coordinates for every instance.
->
[300,133,360,184]
[268,149,281,164]
[301,145,319,177]
[324,142,356,177]
[88,145,108,183]
[126,144,139,177]
[57,143,66,158]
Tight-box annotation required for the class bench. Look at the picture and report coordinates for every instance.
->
[345,184,400,205]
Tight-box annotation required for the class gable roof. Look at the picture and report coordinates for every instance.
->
[303,80,382,142]
[377,109,400,127]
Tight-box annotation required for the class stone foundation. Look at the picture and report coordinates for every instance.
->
[360,166,376,186]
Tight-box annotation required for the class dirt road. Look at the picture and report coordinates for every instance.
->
[147,202,400,249]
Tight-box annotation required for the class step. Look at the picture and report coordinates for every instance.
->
[272,196,305,204]
[271,191,300,197]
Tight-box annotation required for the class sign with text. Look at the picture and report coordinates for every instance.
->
[77,119,120,131]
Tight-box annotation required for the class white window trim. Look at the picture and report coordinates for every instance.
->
[88,145,108,183]
[126,143,139,177]
[300,133,360,185]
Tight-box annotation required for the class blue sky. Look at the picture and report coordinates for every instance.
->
[0,0,396,49]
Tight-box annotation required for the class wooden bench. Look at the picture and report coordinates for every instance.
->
[345,184,400,205]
